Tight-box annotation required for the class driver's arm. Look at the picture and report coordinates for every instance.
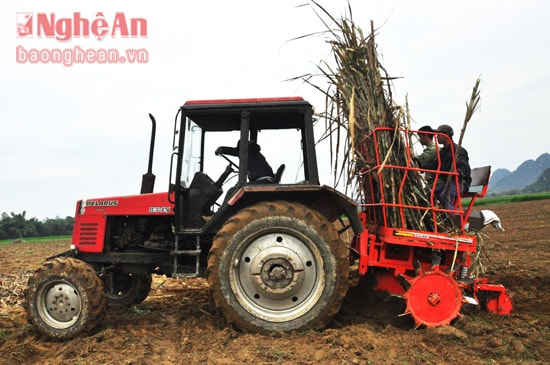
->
[215,146,238,156]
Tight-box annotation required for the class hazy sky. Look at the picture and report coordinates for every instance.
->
[2,0,548,219]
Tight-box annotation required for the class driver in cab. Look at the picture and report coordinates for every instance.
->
[215,140,275,184]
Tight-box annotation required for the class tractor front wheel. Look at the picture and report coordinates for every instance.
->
[207,201,349,333]
[24,257,107,340]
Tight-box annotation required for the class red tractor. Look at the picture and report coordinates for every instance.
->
[24,97,512,339]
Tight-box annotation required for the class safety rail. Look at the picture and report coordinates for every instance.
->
[357,127,483,233]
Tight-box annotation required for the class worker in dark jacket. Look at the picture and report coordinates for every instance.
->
[215,141,275,183]
[433,124,472,211]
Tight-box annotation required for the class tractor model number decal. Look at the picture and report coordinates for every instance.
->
[149,206,171,213]
[86,200,118,207]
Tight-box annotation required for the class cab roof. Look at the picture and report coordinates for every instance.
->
[180,97,313,132]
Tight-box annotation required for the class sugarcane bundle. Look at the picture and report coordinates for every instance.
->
[303,4,434,230]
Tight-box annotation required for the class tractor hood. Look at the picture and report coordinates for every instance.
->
[76,192,174,217]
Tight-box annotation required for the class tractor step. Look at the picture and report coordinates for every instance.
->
[172,236,201,278]
[171,249,201,256]
[172,272,199,279]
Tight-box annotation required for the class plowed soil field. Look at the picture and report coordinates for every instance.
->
[1,199,549,365]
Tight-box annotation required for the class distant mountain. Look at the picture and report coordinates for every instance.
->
[489,153,550,192]
[489,168,512,186]
[523,168,550,193]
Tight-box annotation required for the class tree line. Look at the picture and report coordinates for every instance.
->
[0,211,74,240]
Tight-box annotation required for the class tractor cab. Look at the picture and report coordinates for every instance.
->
[170,97,320,233]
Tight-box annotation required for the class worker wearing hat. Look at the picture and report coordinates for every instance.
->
[433,124,472,212]
[415,125,438,186]
[416,126,437,167]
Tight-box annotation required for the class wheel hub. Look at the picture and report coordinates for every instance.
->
[261,258,294,289]
[250,246,303,296]
[231,231,323,321]
[427,292,441,306]
[43,283,81,324]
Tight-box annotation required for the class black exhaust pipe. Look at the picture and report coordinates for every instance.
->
[140,113,156,194]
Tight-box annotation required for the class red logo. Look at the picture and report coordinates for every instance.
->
[16,12,33,37]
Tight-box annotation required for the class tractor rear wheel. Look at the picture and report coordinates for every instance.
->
[24,257,107,340]
[207,201,349,333]
[99,268,152,308]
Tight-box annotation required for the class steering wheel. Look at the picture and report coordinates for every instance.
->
[213,154,238,189]
[217,153,239,170]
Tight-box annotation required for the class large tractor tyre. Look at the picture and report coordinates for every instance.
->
[99,269,152,308]
[207,200,349,333]
[24,257,107,340]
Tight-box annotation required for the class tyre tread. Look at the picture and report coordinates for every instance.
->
[207,200,349,332]
[24,257,107,340]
